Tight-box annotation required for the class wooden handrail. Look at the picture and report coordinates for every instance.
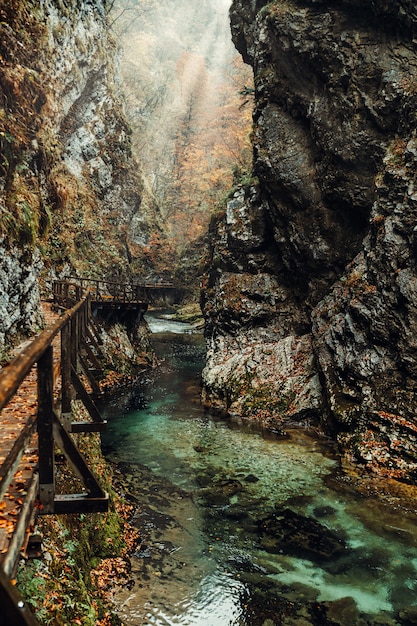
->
[0,292,90,412]
[64,276,175,291]
[0,285,108,625]
[53,278,176,309]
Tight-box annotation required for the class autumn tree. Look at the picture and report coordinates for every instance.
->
[110,0,253,286]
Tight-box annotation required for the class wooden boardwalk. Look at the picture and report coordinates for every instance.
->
[0,305,60,566]
[0,367,39,566]
[0,286,113,624]
[53,276,180,310]
[0,276,181,623]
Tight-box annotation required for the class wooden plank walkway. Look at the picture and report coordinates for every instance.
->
[53,277,180,309]
[0,304,59,573]
[0,277,168,623]
[0,290,110,624]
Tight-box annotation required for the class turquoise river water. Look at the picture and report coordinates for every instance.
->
[101,315,417,625]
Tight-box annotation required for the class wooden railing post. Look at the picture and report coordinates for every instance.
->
[37,345,55,514]
[61,321,73,430]
[70,315,76,368]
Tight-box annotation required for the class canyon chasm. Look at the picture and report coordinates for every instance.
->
[2,0,417,502]
[2,0,417,622]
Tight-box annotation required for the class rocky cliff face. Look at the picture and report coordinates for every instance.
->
[0,0,158,353]
[202,0,417,479]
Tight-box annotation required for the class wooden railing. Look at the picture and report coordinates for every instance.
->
[0,290,108,625]
[53,277,175,306]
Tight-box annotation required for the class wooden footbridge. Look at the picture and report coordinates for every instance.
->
[54,276,181,311]
[0,277,172,625]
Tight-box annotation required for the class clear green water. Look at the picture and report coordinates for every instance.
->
[101,318,417,625]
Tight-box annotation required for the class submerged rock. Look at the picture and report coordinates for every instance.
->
[313,505,336,519]
[399,606,417,624]
[258,508,347,562]
[321,597,361,626]
[244,473,260,483]
[198,477,243,506]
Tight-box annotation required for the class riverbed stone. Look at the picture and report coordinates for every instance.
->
[199,477,243,506]
[282,618,313,626]
[281,582,318,604]
[258,508,347,562]
[244,473,260,483]
[399,606,417,624]
[320,597,366,626]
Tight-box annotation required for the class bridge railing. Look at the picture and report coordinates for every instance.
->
[53,277,176,307]
[0,290,108,625]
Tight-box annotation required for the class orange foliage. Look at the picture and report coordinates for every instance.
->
[117,2,253,257]
[166,55,253,250]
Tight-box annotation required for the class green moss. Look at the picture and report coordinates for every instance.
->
[241,385,295,417]
[258,0,294,22]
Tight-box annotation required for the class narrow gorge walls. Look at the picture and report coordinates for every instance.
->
[202,0,417,479]
[0,0,158,352]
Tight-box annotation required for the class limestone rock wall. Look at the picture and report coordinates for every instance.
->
[0,0,158,352]
[202,0,417,479]
[0,243,43,353]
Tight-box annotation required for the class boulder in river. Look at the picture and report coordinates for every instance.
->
[258,508,347,563]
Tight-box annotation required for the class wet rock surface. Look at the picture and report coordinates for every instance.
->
[0,244,43,352]
[202,333,323,428]
[0,0,159,350]
[258,508,347,563]
[202,0,417,480]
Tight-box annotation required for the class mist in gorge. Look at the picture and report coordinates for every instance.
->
[109,0,253,278]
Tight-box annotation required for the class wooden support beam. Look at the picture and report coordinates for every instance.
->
[37,346,55,514]
[70,315,78,372]
[79,353,101,395]
[61,322,73,415]
[81,341,103,377]
[52,414,106,498]
[86,321,103,348]
[53,493,109,515]
[71,367,105,426]
[70,421,107,434]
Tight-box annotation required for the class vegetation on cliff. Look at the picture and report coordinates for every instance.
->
[0,0,253,351]
[0,0,158,351]
[0,0,154,278]
[109,0,253,292]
